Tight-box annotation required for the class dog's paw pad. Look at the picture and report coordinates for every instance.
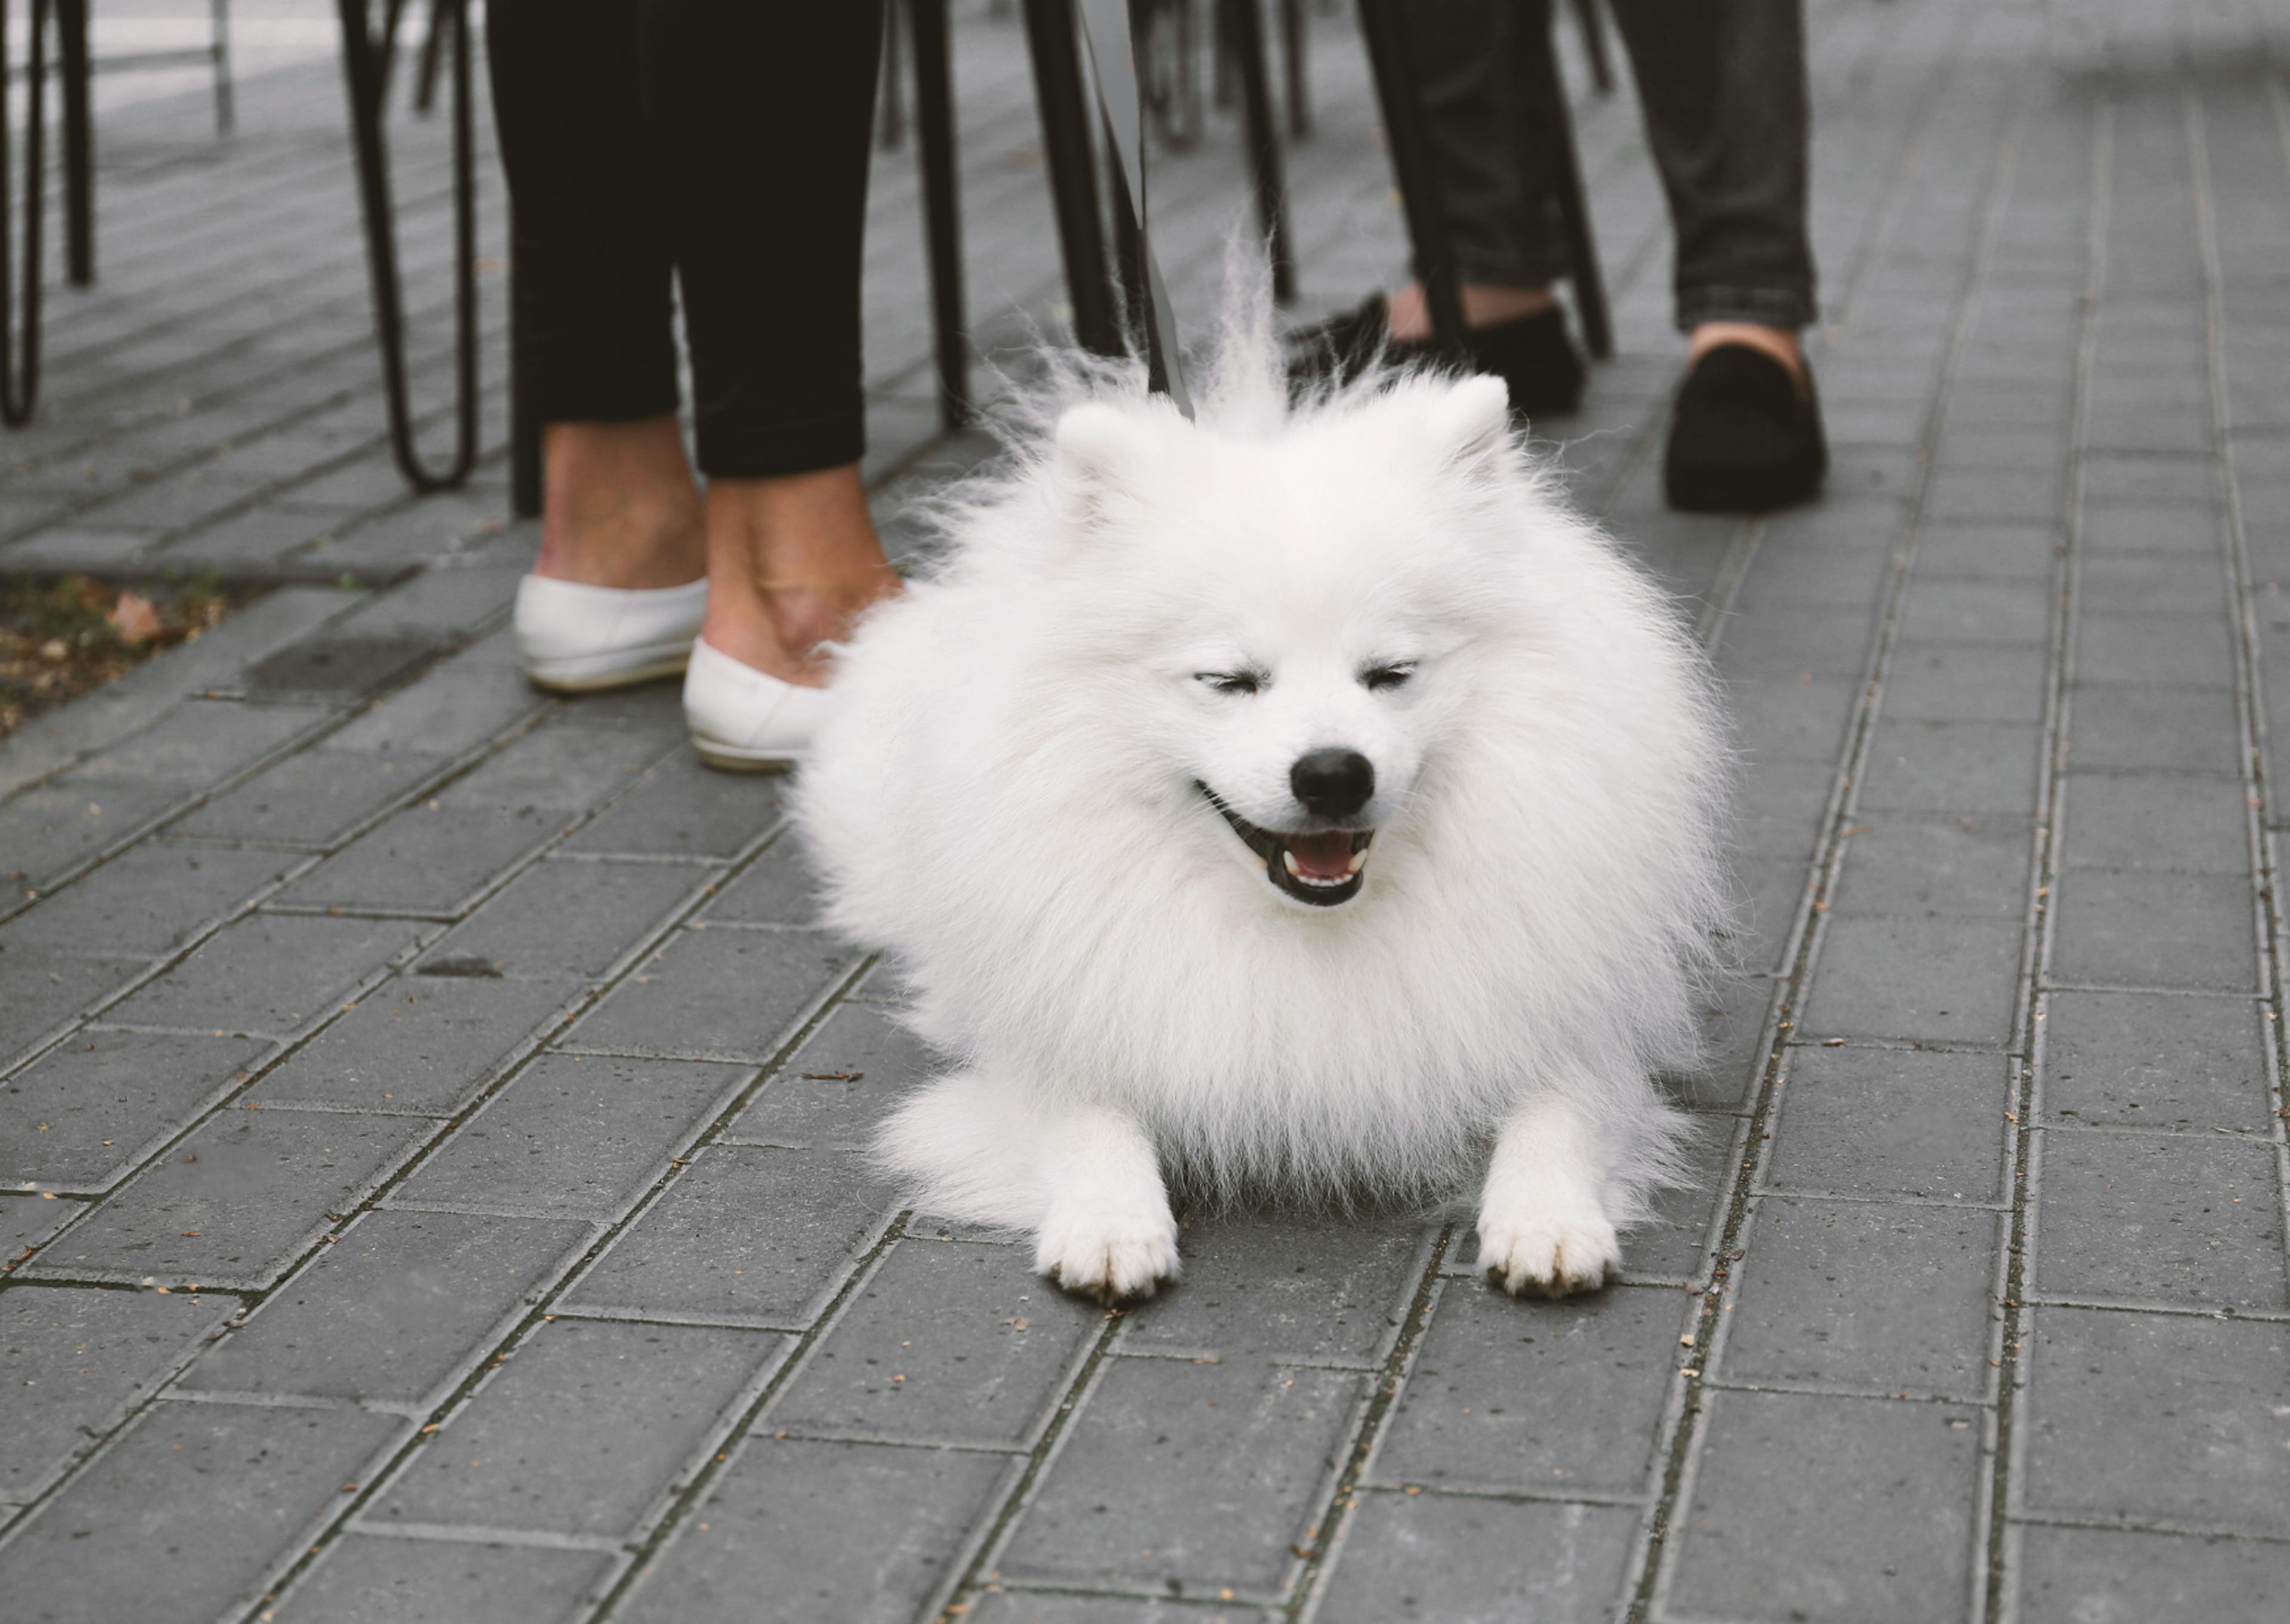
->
[1476,1205,1620,1298]
[1035,1216,1181,1305]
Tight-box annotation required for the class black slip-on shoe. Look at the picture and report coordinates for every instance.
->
[1663,343,1828,513]
[1287,293,1586,419]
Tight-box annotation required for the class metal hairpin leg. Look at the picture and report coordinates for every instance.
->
[908,0,968,427]
[1569,0,1616,97]
[1279,0,1310,138]
[338,0,478,492]
[1021,0,1119,359]
[1,0,49,427]
[53,0,89,289]
[413,0,453,116]
[1220,0,1293,303]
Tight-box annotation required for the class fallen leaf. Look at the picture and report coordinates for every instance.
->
[109,591,162,645]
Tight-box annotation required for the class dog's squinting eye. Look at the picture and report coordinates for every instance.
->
[1196,670,1264,696]
[1361,662,1417,692]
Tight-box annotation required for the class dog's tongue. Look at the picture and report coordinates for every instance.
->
[1286,832,1355,881]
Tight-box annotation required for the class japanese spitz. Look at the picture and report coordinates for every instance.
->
[797,287,1729,1304]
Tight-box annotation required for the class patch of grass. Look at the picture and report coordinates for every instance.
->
[0,573,256,737]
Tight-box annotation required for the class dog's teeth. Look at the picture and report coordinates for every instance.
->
[1347,848,1369,874]
[1282,849,1302,878]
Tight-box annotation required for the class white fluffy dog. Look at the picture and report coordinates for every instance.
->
[797,290,1729,1303]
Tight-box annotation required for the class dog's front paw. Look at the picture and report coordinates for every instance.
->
[1034,1207,1181,1305]
[1476,1197,1620,1298]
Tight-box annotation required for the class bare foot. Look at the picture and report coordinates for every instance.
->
[701,463,900,686]
[1688,322,1807,390]
[533,417,707,590]
[1385,281,1558,343]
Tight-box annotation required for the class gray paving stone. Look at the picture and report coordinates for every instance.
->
[1673,971,1775,1111]
[565,926,855,1061]
[1002,1356,1366,1598]
[1915,521,2061,583]
[0,844,292,956]
[1731,541,1893,608]
[2076,613,2236,689]
[2033,1129,2285,1310]
[1667,1390,1982,1623]
[2061,772,2249,873]
[1710,603,1876,680]
[2,779,197,891]
[1883,641,2050,724]
[1372,1283,1686,1497]
[1119,1213,1428,1366]
[273,1535,616,1624]
[2014,1523,2290,1624]
[1899,577,2053,643]
[4,1029,268,1193]
[326,655,550,758]
[619,1435,1008,1624]
[1727,855,1808,974]
[562,1144,892,1325]
[0,952,150,1061]
[970,1594,1276,1624]
[24,1108,434,1289]
[1734,759,1842,857]
[1800,916,2024,1044]
[180,1209,591,1405]
[1924,464,2068,523]
[567,750,785,858]
[1723,674,1860,763]
[2050,869,2257,991]
[725,1002,936,1149]
[72,698,330,785]
[104,911,427,1037]
[1829,813,2031,918]
[1622,1117,1736,1284]
[2068,684,2242,773]
[1769,1046,2010,1200]
[2081,503,2224,555]
[435,721,671,815]
[372,1318,781,1537]
[1313,1493,1638,1624]
[2023,1306,2290,1534]
[0,1399,403,1624]
[176,748,451,845]
[771,1238,1098,1448]
[2081,454,2215,505]
[390,1053,746,1219]
[421,856,699,980]
[251,973,581,1113]
[2079,551,2229,614]
[2041,991,2271,1130]
[279,804,561,913]
[1858,720,2045,815]
[0,1287,231,1503]
[1721,1197,2000,1397]
[700,838,821,926]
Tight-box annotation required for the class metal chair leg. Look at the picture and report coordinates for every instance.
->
[877,0,906,151]
[1353,0,1463,348]
[909,0,968,427]
[211,0,236,134]
[55,0,90,288]
[1020,0,1119,358]
[1569,0,1615,97]
[1279,0,1309,138]
[1524,14,1610,357]
[338,0,478,491]
[1,0,50,426]
[413,0,450,115]
[1220,0,1292,303]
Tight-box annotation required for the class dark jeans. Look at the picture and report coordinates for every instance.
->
[485,0,883,478]
[1412,0,1815,332]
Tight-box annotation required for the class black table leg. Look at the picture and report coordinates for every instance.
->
[1,0,49,426]
[55,0,91,288]
[1222,0,1293,302]
[909,0,968,427]
[1021,0,1119,358]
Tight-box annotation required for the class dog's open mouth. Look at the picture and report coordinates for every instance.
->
[1199,784,1375,907]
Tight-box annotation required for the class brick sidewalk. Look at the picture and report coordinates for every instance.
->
[5,2,2289,1620]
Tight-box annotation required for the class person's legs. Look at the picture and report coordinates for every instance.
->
[639,0,895,686]
[1606,0,1816,355]
[486,0,704,591]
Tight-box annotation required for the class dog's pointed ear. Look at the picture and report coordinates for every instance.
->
[1424,374,1514,476]
[1054,401,1150,535]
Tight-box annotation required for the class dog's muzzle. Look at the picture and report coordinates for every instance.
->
[1198,783,1375,907]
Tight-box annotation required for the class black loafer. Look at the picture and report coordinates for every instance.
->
[1288,293,1586,419]
[1663,344,1827,513]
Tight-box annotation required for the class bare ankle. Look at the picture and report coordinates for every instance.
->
[1689,323,1806,387]
[701,463,900,685]
[1385,282,1556,343]
[535,417,708,590]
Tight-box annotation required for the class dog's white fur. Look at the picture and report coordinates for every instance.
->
[797,273,1730,1301]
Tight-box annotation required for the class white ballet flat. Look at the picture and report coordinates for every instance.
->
[513,574,708,692]
[682,637,830,772]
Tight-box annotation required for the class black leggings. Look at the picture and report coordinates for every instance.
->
[485,1,883,479]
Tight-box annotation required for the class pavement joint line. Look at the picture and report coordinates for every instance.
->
[338,1520,627,1554]
[1630,25,2030,1619]
[2018,1294,2290,1322]
[159,1388,348,1412]
[2004,1509,2290,1545]
[752,1427,1031,1457]
[539,1304,811,1335]
[1745,1187,2013,1210]
[2028,1120,2281,1142]
[1696,1375,1989,1407]
[2032,980,2274,999]
[1350,1480,1652,1510]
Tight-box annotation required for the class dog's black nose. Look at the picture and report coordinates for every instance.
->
[1291,748,1375,820]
